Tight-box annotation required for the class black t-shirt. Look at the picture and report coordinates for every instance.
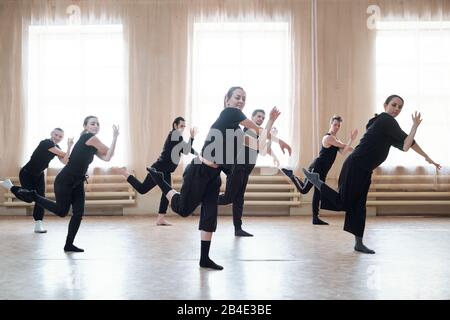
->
[152,130,198,173]
[23,139,60,175]
[352,112,415,171]
[310,133,339,174]
[64,133,98,176]
[201,107,247,165]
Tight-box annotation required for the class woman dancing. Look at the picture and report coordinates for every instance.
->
[302,95,441,253]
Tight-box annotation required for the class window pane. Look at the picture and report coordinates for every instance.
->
[376,22,450,168]
[26,25,126,169]
[191,22,292,167]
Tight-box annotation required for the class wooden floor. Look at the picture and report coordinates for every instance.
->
[0,215,449,300]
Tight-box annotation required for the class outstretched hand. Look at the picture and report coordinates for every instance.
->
[269,107,281,122]
[190,127,198,138]
[112,125,120,138]
[411,111,422,127]
[67,137,74,148]
[279,139,292,156]
[425,156,442,170]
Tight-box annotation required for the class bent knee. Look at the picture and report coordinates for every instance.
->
[178,209,192,217]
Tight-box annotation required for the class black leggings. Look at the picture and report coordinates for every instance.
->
[127,170,171,214]
[295,168,327,217]
[217,164,245,205]
[19,168,45,221]
[218,164,255,229]
[170,161,221,232]
[318,157,372,237]
[33,169,86,245]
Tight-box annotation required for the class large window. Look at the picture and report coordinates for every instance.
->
[376,21,450,168]
[26,25,126,168]
[190,22,292,167]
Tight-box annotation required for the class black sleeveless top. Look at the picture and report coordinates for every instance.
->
[23,139,60,176]
[64,133,98,176]
[310,133,339,174]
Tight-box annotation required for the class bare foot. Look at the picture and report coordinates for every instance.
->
[156,214,172,226]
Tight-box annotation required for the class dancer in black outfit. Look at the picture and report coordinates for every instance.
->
[218,108,280,237]
[146,87,292,270]
[302,95,441,253]
[114,117,197,226]
[281,115,357,225]
[6,129,74,233]
[2,116,119,252]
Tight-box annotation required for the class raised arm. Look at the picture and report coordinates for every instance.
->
[183,127,199,156]
[86,125,120,162]
[242,107,281,152]
[265,107,281,132]
[56,137,74,165]
[241,127,280,166]
[265,127,277,157]
[345,129,358,151]
[259,107,281,154]
[329,129,358,156]
[403,111,421,151]
[240,119,292,156]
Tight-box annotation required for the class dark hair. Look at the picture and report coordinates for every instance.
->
[384,94,404,106]
[330,115,343,124]
[172,116,185,130]
[53,127,64,132]
[81,115,98,135]
[223,86,245,107]
[252,109,265,117]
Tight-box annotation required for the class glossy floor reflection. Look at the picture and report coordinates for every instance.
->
[0,215,449,299]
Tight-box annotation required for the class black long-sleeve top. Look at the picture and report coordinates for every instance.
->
[152,129,198,173]
[351,112,415,171]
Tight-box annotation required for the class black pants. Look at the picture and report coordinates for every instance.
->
[127,170,171,214]
[297,166,327,217]
[218,164,255,229]
[318,156,372,237]
[170,160,221,232]
[33,169,86,245]
[19,168,45,221]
